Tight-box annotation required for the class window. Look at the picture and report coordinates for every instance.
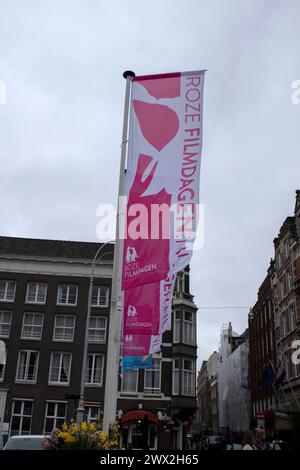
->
[144,360,161,394]
[182,359,195,396]
[264,305,267,325]
[0,361,5,381]
[280,315,285,339]
[16,350,39,383]
[21,313,44,340]
[284,238,290,260]
[286,309,291,334]
[287,268,293,292]
[278,279,284,301]
[53,315,75,342]
[265,332,269,354]
[267,299,272,320]
[121,369,138,394]
[173,359,180,395]
[10,400,33,436]
[290,305,295,331]
[57,285,78,305]
[183,311,196,345]
[49,352,72,385]
[0,310,12,337]
[85,354,104,386]
[175,272,184,293]
[84,406,101,424]
[88,316,107,343]
[284,350,292,380]
[26,282,47,304]
[173,310,180,343]
[44,402,67,434]
[91,286,109,307]
[0,280,16,302]
[277,250,283,269]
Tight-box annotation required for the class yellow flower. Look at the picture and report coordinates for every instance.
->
[62,422,68,432]
[70,424,79,434]
[58,431,70,441]
[70,418,75,423]
[80,421,88,432]
[64,434,76,444]
[89,423,96,432]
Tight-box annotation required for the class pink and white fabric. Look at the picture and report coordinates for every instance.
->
[123,281,160,336]
[121,70,205,356]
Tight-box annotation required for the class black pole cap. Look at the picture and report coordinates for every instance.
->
[123,70,135,79]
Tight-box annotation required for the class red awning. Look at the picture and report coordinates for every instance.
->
[121,410,159,426]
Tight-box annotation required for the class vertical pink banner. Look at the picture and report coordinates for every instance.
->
[121,70,205,357]
[123,282,160,336]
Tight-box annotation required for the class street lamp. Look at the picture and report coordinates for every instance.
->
[76,241,114,424]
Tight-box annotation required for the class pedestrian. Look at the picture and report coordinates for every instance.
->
[242,430,255,450]
[253,428,267,450]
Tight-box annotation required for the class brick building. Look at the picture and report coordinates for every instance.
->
[271,191,300,406]
[248,263,277,418]
[196,361,209,432]
[195,351,219,435]
[248,190,300,436]
[0,236,198,449]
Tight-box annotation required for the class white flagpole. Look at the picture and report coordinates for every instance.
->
[103,70,135,435]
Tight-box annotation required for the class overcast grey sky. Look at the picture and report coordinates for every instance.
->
[1,0,300,368]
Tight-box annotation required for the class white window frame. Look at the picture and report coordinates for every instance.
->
[173,310,180,344]
[85,353,104,386]
[144,360,161,395]
[84,405,101,423]
[56,285,78,306]
[172,359,180,395]
[53,314,76,342]
[91,286,109,307]
[15,350,39,384]
[44,401,67,434]
[0,310,12,338]
[183,311,196,345]
[88,316,107,343]
[182,359,195,396]
[121,369,139,395]
[25,282,47,304]
[10,399,33,437]
[21,313,44,340]
[0,280,16,302]
[48,352,72,386]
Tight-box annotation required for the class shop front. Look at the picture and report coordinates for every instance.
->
[120,410,159,450]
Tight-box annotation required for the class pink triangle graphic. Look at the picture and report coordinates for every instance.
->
[133,100,179,152]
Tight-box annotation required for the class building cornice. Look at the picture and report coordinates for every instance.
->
[0,255,113,278]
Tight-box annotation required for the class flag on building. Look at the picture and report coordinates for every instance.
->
[274,360,286,385]
[260,361,276,390]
